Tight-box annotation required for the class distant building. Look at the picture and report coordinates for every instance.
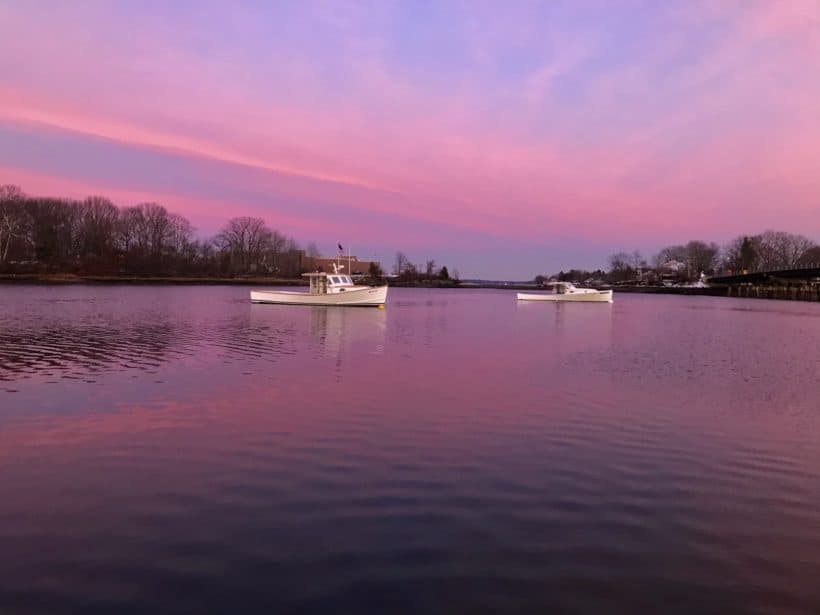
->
[658,259,687,284]
[300,253,381,276]
[660,259,686,273]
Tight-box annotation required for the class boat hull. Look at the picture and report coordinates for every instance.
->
[517,290,613,303]
[251,285,388,306]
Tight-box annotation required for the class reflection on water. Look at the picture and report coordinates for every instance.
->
[0,319,181,382]
[250,303,387,378]
[0,289,389,386]
[1,286,820,613]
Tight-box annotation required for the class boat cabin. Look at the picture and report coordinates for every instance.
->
[302,270,357,295]
[542,282,576,294]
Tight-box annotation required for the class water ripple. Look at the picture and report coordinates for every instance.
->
[1,288,820,613]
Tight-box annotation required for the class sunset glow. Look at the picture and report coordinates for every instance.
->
[1,1,818,277]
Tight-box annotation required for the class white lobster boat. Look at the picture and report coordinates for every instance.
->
[517,282,613,303]
[250,265,388,307]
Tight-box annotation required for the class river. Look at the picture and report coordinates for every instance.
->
[1,285,819,613]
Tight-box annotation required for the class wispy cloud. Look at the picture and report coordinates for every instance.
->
[0,0,817,276]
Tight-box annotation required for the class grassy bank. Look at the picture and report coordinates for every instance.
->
[0,273,307,286]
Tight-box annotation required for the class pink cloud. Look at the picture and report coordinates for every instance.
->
[0,0,817,273]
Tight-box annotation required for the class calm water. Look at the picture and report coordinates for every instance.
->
[1,286,819,614]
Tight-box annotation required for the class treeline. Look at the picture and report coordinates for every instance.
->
[540,232,820,285]
[389,251,459,285]
[0,185,302,277]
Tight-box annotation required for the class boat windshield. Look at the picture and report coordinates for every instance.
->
[331,276,341,284]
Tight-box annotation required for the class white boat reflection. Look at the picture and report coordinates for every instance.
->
[250,303,387,370]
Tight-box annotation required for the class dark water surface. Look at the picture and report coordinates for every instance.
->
[1,286,819,614]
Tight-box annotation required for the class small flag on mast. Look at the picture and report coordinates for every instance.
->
[338,243,344,252]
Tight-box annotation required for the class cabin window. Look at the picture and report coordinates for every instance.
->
[331,276,341,284]
[344,276,352,284]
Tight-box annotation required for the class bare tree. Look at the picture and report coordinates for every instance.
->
[117,206,142,254]
[755,230,815,270]
[25,197,81,264]
[0,185,302,276]
[608,251,631,273]
[139,203,173,257]
[216,216,272,273]
[0,185,28,262]
[653,245,686,269]
[755,231,794,270]
[280,237,302,277]
[79,196,119,258]
[197,241,215,269]
[262,229,290,274]
[305,242,320,258]
[684,240,719,277]
[393,251,408,275]
[797,245,820,267]
[0,185,24,201]
[741,236,760,271]
[609,251,628,271]
[167,213,195,255]
[425,259,436,278]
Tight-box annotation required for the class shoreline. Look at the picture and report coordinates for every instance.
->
[0,273,308,286]
[1,274,817,301]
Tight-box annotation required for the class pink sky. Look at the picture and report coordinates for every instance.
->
[0,1,818,277]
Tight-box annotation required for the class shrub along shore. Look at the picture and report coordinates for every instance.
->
[0,273,307,285]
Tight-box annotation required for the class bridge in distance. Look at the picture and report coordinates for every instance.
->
[708,267,820,285]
